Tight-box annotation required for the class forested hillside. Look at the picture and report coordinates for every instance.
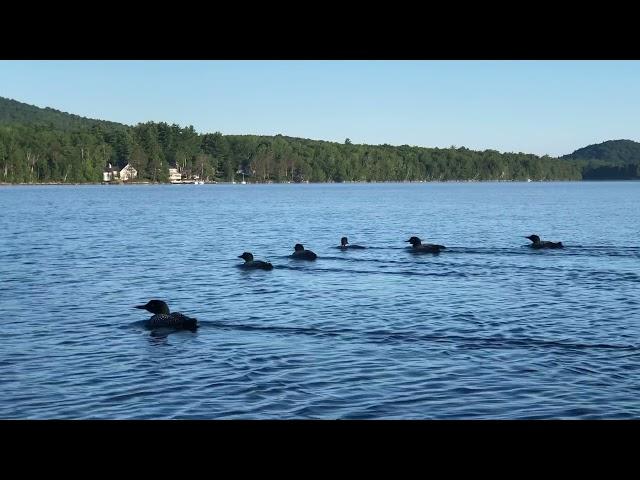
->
[562,139,640,179]
[1,96,632,183]
[0,97,126,132]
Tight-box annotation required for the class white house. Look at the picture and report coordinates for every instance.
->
[120,164,138,182]
[168,167,182,182]
[102,163,120,182]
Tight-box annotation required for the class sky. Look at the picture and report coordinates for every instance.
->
[0,60,638,157]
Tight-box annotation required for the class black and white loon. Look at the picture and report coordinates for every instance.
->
[134,300,198,331]
[238,251,274,270]
[290,243,317,260]
[525,234,564,249]
[405,236,446,253]
[337,236,366,250]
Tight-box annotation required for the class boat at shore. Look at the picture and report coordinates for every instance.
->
[171,179,205,184]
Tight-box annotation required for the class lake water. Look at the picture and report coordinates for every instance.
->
[1,182,639,419]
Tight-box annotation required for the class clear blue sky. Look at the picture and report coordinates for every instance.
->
[0,60,638,157]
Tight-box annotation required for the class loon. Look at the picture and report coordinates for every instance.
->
[238,251,274,270]
[134,300,198,331]
[290,243,317,260]
[406,236,446,253]
[337,236,366,250]
[526,234,564,249]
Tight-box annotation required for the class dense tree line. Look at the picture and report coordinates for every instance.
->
[0,121,584,183]
[0,96,636,183]
[562,139,640,180]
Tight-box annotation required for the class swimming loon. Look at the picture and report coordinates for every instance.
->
[290,243,317,260]
[238,251,274,270]
[134,300,198,331]
[337,236,366,250]
[526,234,564,249]
[405,236,446,253]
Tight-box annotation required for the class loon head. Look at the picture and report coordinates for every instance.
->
[341,237,348,246]
[238,252,254,262]
[526,234,541,244]
[405,236,422,246]
[135,299,170,315]
[294,243,305,252]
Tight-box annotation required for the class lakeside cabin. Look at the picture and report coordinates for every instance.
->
[102,164,205,184]
[102,163,120,182]
[103,163,138,183]
[168,168,182,183]
[119,164,138,182]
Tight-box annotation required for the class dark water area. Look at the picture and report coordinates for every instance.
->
[1,182,638,418]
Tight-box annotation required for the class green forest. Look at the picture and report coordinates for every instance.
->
[0,96,638,183]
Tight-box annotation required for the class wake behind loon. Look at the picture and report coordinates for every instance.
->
[134,300,198,331]
[526,234,564,249]
[337,236,366,250]
[406,236,446,253]
[238,251,274,270]
[290,243,317,260]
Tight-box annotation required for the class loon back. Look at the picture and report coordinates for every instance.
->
[242,260,274,270]
[291,244,317,260]
[526,235,564,249]
[146,313,198,331]
[239,252,274,270]
[291,249,317,260]
[135,300,198,331]
[532,241,564,249]
[406,236,445,253]
[412,243,445,253]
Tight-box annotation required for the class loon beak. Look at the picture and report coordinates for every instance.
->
[238,255,244,258]
[134,305,146,309]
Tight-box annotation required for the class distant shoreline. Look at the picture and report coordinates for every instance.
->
[1,179,637,187]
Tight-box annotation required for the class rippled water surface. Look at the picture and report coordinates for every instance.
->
[1,182,639,419]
